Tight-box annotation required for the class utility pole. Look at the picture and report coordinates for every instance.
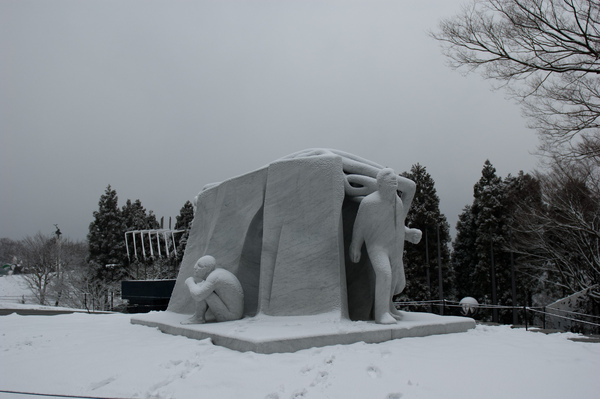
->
[437,224,444,315]
[425,228,432,313]
[54,224,62,307]
[509,229,518,325]
[54,224,62,274]
[490,229,498,323]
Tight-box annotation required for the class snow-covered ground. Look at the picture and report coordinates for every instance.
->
[0,275,34,305]
[1,275,599,398]
[1,311,599,399]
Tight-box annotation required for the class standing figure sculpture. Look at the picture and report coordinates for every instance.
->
[182,255,244,325]
[350,168,422,324]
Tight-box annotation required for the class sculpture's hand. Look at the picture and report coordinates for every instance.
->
[185,276,195,287]
[406,228,422,244]
[185,276,204,298]
[350,243,361,263]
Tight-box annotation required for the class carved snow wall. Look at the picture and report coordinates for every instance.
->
[167,150,383,321]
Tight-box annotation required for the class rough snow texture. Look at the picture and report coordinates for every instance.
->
[259,155,346,316]
[168,149,390,320]
[1,312,599,399]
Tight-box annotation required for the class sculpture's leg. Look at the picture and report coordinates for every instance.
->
[205,308,215,322]
[390,298,403,320]
[393,259,406,296]
[205,292,235,322]
[389,258,405,320]
[369,251,396,325]
[181,300,208,325]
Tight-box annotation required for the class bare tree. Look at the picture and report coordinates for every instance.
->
[432,0,600,160]
[511,156,600,299]
[19,233,59,305]
[18,233,89,307]
[53,240,89,308]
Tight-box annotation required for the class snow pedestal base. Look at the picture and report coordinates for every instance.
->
[131,311,475,354]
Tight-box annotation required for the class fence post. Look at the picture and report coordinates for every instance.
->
[543,307,546,330]
[524,306,528,331]
[437,225,444,316]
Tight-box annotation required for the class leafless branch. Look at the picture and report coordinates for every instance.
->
[432,0,600,161]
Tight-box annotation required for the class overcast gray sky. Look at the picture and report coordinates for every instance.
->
[0,0,539,241]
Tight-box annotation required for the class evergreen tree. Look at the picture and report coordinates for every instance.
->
[87,185,126,282]
[174,200,194,263]
[399,164,453,305]
[122,199,150,232]
[452,161,542,323]
[452,205,477,300]
[471,160,507,313]
[122,199,147,264]
[146,210,160,230]
[175,200,194,230]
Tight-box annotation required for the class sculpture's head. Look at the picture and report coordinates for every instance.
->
[193,255,216,281]
[376,168,398,196]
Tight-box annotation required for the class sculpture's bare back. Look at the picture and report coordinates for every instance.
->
[182,255,244,324]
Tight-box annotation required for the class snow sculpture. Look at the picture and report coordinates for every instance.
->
[459,297,479,317]
[350,168,422,324]
[182,255,244,324]
[168,149,421,324]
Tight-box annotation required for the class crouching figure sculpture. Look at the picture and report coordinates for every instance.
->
[181,255,244,324]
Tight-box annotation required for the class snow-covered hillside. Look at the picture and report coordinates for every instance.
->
[0,275,34,305]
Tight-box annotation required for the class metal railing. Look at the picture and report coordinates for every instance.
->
[394,299,600,334]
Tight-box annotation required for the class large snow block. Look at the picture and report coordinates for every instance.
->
[168,153,350,318]
[258,154,347,317]
[167,168,268,316]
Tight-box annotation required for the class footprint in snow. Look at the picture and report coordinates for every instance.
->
[310,371,329,387]
[89,376,117,391]
[367,365,382,379]
[290,388,307,398]
[300,365,314,375]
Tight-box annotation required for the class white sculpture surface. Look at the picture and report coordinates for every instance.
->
[349,168,422,324]
[168,149,422,324]
[182,255,244,324]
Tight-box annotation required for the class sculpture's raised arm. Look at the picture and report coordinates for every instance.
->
[396,175,416,217]
[185,275,215,302]
[404,226,422,245]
